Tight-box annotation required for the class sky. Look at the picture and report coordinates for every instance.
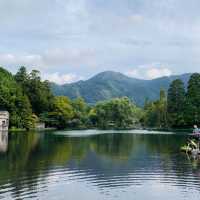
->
[1,0,200,84]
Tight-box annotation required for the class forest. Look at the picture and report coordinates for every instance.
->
[0,66,200,130]
[143,73,200,128]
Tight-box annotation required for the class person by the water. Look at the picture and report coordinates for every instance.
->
[193,125,200,134]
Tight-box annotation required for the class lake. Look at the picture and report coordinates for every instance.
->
[0,130,200,200]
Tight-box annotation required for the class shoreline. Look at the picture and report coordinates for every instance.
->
[8,127,192,133]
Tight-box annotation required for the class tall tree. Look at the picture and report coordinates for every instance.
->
[15,67,54,115]
[14,66,29,93]
[158,89,168,127]
[143,89,167,128]
[185,73,200,126]
[167,79,186,127]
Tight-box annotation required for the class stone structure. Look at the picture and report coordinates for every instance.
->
[0,111,9,131]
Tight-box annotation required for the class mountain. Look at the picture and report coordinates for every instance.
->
[51,71,191,106]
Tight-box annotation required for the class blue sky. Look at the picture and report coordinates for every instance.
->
[0,0,200,84]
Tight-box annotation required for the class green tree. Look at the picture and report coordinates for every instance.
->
[70,97,90,128]
[27,70,53,114]
[143,89,167,128]
[49,96,74,129]
[88,108,98,127]
[167,79,186,127]
[14,66,29,93]
[0,67,33,129]
[15,67,54,115]
[94,97,141,129]
[185,73,200,126]
[158,89,168,127]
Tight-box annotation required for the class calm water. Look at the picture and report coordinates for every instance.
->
[0,130,200,200]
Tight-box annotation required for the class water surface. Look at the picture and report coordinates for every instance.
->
[0,130,200,200]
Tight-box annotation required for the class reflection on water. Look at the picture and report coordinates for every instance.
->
[0,131,8,153]
[0,130,200,199]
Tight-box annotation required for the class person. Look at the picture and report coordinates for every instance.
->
[193,125,200,134]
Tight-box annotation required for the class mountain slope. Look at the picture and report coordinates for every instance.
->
[51,71,191,106]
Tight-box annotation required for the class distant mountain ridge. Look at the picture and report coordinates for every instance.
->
[51,71,191,106]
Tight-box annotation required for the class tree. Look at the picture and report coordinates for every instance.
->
[88,108,98,127]
[15,67,54,115]
[184,73,200,126]
[94,97,141,129]
[157,89,168,127]
[14,66,29,93]
[0,67,33,129]
[49,96,74,129]
[167,79,186,127]
[70,97,90,128]
[143,89,167,128]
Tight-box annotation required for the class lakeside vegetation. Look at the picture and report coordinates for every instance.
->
[143,73,200,128]
[0,66,200,130]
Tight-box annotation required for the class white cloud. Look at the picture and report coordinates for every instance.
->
[1,0,200,78]
[42,72,84,84]
[128,14,144,23]
[0,51,84,84]
[126,63,172,80]
[0,47,97,71]
[43,48,96,67]
[0,53,43,67]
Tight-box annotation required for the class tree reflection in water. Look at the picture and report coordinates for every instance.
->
[0,131,200,199]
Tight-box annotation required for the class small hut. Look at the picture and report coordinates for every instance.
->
[0,111,9,131]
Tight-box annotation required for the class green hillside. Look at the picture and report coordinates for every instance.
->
[51,71,191,106]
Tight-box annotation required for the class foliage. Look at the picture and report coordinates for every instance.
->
[183,73,200,126]
[15,67,54,115]
[48,96,74,129]
[2,65,200,130]
[143,73,200,129]
[70,97,90,128]
[167,79,186,127]
[143,89,168,128]
[93,97,142,129]
[0,67,33,129]
[0,66,55,129]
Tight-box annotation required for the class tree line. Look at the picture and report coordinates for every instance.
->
[143,73,200,128]
[0,66,142,130]
[1,66,200,130]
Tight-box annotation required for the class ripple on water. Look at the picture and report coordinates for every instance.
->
[0,131,200,200]
[0,165,200,199]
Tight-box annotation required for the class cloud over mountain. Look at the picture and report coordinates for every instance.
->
[0,0,200,78]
